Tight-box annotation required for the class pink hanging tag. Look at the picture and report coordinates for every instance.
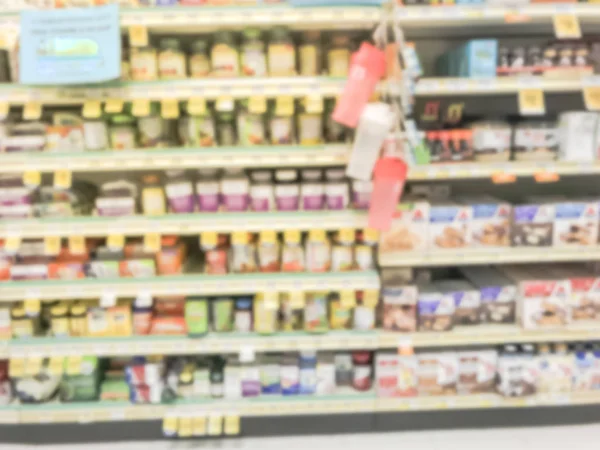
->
[332,42,386,128]
[368,157,408,231]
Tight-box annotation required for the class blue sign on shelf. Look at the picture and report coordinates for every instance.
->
[19,4,121,85]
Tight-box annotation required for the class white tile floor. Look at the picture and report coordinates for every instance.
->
[1,424,599,450]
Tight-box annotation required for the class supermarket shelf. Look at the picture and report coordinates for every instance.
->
[0,145,350,174]
[0,77,347,105]
[0,271,380,302]
[5,325,600,359]
[378,246,600,267]
[0,210,369,238]
[6,391,600,425]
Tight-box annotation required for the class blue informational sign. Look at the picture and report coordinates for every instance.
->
[19,4,121,85]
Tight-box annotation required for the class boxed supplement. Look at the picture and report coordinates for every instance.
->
[428,202,471,250]
[550,264,600,324]
[316,353,336,395]
[496,346,537,397]
[379,200,430,254]
[511,198,556,247]
[417,284,455,332]
[553,200,598,247]
[435,279,481,326]
[460,266,516,324]
[457,350,497,395]
[381,274,418,332]
[417,352,458,396]
[375,351,418,398]
[456,195,510,247]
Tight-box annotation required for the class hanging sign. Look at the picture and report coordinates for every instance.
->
[19,5,121,85]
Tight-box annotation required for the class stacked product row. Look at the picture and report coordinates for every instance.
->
[0,169,371,219]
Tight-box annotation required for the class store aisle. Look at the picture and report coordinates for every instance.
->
[1,423,599,450]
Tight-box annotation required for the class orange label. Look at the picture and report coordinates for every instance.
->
[491,172,516,184]
[504,12,531,23]
[534,171,560,183]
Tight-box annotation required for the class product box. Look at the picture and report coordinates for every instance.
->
[458,39,499,78]
[85,261,120,278]
[417,352,458,396]
[552,200,598,247]
[457,350,498,395]
[417,284,455,332]
[10,264,48,280]
[379,200,430,254]
[48,262,85,279]
[381,278,418,332]
[456,195,510,247]
[375,352,418,398]
[558,112,599,162]
[573,346,597,391]
[536,347,573,394]
[511,200,555,247]
[460,266,516,324]
[316,353,336,396]
[501,265,570,329]
[497,351,537,397]
[119,259,156,278]
[435,280,481,326]
[428,202,471,250]
[550,264,600,324]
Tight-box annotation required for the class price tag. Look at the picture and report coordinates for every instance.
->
[224,415,241,436]
[284,229,301,244]
[68,235,86,255]
[275,96,294,116]
[534,170,560,183]
[249,96,267,114]
[82,100,102,119]
[0,102,9,118]
[232,231,248,245]
[363,289,379,308]
[208,415,223,436]
[192,416,207,436]
[105,99,124,114]
[162,416,179,437]
[289,291,305,308]
[309,229,326,242]
[187,97,206,116]
[25,357,42,376]
[304,95,323,114]
[23,102,42,121]
[44,236,61,256]
[24,299,41,317]
[491,172,516,184]
[132,99,151,117]
[100,290,117,308]
[4,236,21,253]
[178,417,193,438]
[504,10,531,23]
[9,358,25,378]
[201,231,218,248]
[161,99,179,119]
[553,14,581,39]
[54,170,72,189]
[340,290,356,308]
[260,230,276,244]
[22,171,41,187]
[143,233,161,253]
[66,356,82,376]
[107,234,125,250]
[583,87,600,111]
[518,89,545,116]
[129,25,149,47]
[263,292,279,310]
[48,357,64,376]
[216,96,234,112]
[239,345,255,363]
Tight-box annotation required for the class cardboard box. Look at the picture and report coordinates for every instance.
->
[460,266,516,324]
[553,200,598,247]
[379,200,430,254]
[457,195,510,247]
[417,284,455,332]
[428,202,471,250]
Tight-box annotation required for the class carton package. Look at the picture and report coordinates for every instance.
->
[381,272,418,332]
[550,264,600,324]
[573,345,599,391]
[417,352,458,396]
[375,352,418,398]
[428,202,471,250]
[558,112,600,162]
[460,266,516,324]
[379,200,429,254]
[536,344,573,394]
[497,346,537,397]
[456,195,510,247]
[553,200,598,247]
[511,200,555,247]
[435,279,481,326]
[457,350,498,395]
[417,283,455,332]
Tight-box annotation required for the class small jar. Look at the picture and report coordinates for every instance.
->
[234,298,253,332]
[50,303,70,337]
[258,230,280,273]
[69,302,87,337]
[300,169,324,211]
[299,30,322,76]
[156,236,184,275]
[324,169,348,210]
[121,48,131,81]
[216,112,237,146]
[298,102,323,146]
[158,38,186,80]
[270,104,294,145]
[138,105,172,148]
[179,112,215,147]
[220,169,249,212]
[165,170,195,214]
[237,100,266,146]
[109,114,137,150]
[211,31,239,77]
[275,170,300,212]
[352,179,372,210]
[84,118,109,151]
[11,306,34,338]
[241,28,267,77]
[331,229,354,272]
[268,27,296,76]
[141,174,166,216]
[327,34,351,77]
[249,170,274,212]
[130,46,158,81]
[352,351,372,391]
[196,169,221,213]
[281,230,305,273]
[189,40,211,78]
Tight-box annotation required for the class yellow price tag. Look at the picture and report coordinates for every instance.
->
[25,357,42,376]
[4,236,21,253]
[9,359,25,378]
[66,356,82,376]
[224,415,240,435]
[263,292,279,310]
[44,236,61,256]
[216,96,234,112]
[144,233,161,253]
[260,230,276,244]
[275,96,294,116]
[309,229,326,242]
[178,417,193,438]
[132,99,151,117]
[161,99,179,119]
[48,357,64,376]
[289,291,305,309]
[583,86,600,111]
[82,100,102,119]
[248,96,267,114]
[338,228,355,243]
[340,290,356,308]
[553,14,581,39]
[232,231,248,245]
[0,102,9,118]
[22,170,41,187]
[105,99,124,114]
[23,102,42,121]
[24,299,41,317]
[68,235,86,255]
[518,89,545,116]
[363,228,380,243]
[187,97,206,116]
[363,289,379,308]
[129,25,149,47]
[162,416,178,436]
[208,415,223,436]
[304,95,323,114]
[54,170,72,189]
[201,231,218,248]
[284,229,301,244]
[107,234,125,250]
[192,416,207,436]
